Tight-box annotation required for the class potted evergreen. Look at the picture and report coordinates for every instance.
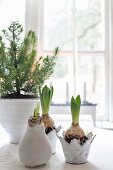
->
[18,104,52,167]
[58,95,95,164]
[0,21,59,144]
[39,85,61,154]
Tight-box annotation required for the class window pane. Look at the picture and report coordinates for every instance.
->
[44,0,74,51]
[76,0,105,51]
[46,56,74,103]
[77,54,105,116]
[0,0,25,30]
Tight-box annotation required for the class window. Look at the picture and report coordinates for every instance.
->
[42,0,107,117]
[44,0,74,51]
[77,0,105,51]
[0,0,25,30]
[76,0,106,116]
[26,0,108,118]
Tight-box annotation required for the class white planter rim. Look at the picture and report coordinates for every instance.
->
[0,98,38,102]
[58,132,95,164]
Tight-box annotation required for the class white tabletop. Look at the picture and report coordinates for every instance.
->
[0,128,113,170]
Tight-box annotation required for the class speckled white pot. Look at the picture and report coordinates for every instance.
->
[58,133,95,164]
[47,129,57,154]
[18,124,52,167]
[0,99,38,144]
[47,126,62,154]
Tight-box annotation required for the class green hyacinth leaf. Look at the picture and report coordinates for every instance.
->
[71,95,81,124]
[39,85,54,115]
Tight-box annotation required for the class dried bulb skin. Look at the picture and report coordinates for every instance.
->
[28,116,41,127]
[42,114,55,129]
[65,123,85,141]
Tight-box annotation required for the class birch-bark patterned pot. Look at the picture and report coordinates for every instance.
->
[18,124,52,167]
[58,132,95,164]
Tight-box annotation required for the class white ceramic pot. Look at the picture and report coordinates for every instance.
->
[0,99,38,144]
[58,133,95,164]
[18,124,52,167]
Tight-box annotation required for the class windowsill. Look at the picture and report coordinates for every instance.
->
[51,102,97,106]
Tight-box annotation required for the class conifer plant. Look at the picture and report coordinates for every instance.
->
[0,21,59,144]
[0,21,59,98]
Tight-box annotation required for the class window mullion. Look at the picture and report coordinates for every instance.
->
[37,0,44,57]
[25,0,44,57]
[72,0,78,95]
[104,0,110,120]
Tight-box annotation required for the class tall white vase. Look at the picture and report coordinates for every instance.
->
[18,124,52,167]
